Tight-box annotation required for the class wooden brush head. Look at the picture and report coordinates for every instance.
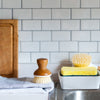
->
[34,58,51,76]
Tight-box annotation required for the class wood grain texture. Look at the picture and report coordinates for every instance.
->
[0,20,18,78]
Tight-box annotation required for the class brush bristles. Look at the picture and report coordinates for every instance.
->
[72,53,91,67]
[33,76,52,84]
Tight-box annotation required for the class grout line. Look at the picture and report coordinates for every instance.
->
[31,8,33,19]
[70,8,72,19]
[80,20,81,31]
[70,31,72,41]
[80,0,81,8]
[51,8,52,19]
[32,31,33,41]
[12,8,13,19]
[90,8,92,19]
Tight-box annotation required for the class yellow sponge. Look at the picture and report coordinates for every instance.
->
[72,53,91,67]
[61,67,97,76]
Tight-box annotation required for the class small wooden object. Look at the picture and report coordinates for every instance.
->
[34,58,51,76]
[0,20,18,78]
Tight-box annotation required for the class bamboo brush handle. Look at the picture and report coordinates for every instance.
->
[37,58,48,70]
[34,58,51,76]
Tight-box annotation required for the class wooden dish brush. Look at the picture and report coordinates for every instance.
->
[33,58,52,84]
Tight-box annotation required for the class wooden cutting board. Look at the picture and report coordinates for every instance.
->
[0,20,18,78]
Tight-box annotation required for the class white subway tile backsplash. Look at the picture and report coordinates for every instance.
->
[21,42,39,52]
[23,20,41,30]
[33,31,51,41]
[41,42,58,52]
[60,42,78,52]
[0,9,12,19]
[1,0,100,77]
[42,0,60,8]
[91,9,100,19]
[22,0,41,8]
[50,53,69,63]
[19,31,32,41]
[52,31,70,41]
[62,0,80,8]
[81,20,99,30]
[31,53,49,63]
[33,9,51,19]
[91,31,100,41]
[3,0,21,8]
[52,9,70,19]
[42,20,60,30]
[72,9,90,19]
[19,53,30,63]
[81,0,99,8]
[72,31,90,41]
[13,9,32,19]
[61,20,80,30]
[79,42,97,52]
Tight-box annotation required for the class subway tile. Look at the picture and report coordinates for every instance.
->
[91,31,100,41]
[62,0,80,8]
[60,42,78,52]
[52,9,70,19]
[33,9,51,19]
[19,31,32,41]
[89,53,100,64]
[81,20,99,30]
[42,20,60,30]
[18,64,36,77]
[33,31,51,41]
[42,0,60,8]
[61,20,80,30]
[79,42,97,52]
[91,9,100,19]
[52,31,70,41]
[3,0,21,8]
[41,42,58,52]
[13,9,32,19]
[50,53,69,63]
[22,0,41,8]
[31,53,49,63]
[23,20,41,30]
[81,0,99,8]
[0,9,12,19]
[72,31,90,41]
[0,0,1,8]
[72,9,90,19]
[21,42,39,52]
[18,53,31,63]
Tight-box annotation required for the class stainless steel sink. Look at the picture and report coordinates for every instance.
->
[55,83,100,100]
[65,91,100,100]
